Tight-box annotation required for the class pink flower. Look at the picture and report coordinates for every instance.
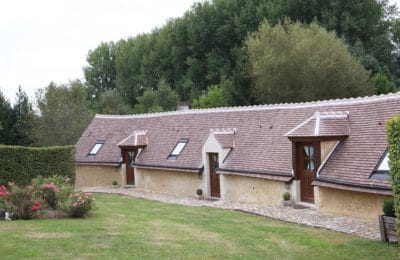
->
[5,191,11,197]
[7,182,14,187]
[0,185,6,191]
[0,192,3,197]
[65,177,71,183]
[31,205,37,212]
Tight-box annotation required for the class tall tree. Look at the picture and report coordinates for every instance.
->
[12,86,38,146]
[36,80,94,146]
[84,42,117,101]
[246,21,372,104]
[96,90,132,115]
[0,89,14,144]
[133,80,179,114]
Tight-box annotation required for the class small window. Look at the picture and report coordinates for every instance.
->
[168,139,188,160]
[370,150,390,180]
[88,141,104,156]
[377,153,389,171]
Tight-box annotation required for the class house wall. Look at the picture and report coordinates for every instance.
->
[202,133,231,196]
[221,174,287,204]
[75,164,125,188]
[135,168,203,196]
[320,141,338,162]
[317,186,390,220]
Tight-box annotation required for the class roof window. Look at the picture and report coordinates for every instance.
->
[370,150,390,181]
[88,141,104,156]
[168,139,188,160]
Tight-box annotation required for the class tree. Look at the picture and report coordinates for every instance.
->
[271,0,399,77]
[84,42,117,101]
[96,90,132,115]
[246,21,372,104]
[191,85,228,108]
[0,89,14,144]
[36,80,94,146]
[370,73,397,95]
[12,86,38,146]
[133,80,179,114]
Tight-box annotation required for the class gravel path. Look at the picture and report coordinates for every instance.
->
[82,186,381,240]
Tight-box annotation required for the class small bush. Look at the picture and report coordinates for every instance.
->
[383,197,396,217]
[196,189,203,196]
[112,180,118,186]
[283,192,291,201]
[60,192,95,218]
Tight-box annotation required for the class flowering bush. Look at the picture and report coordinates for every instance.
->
[1,175,95,220]
[0,184,13,213]
[60,192,95,218]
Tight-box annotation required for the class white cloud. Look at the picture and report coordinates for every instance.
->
[0,0,199,103]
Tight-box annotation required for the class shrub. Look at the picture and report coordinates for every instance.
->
[112,180,118,186]
[283,192,291,201]
[0,184,13,212]
[8,185,41,220]
[60,192,95,218]
[0,145,75,187]
[383,198,396,217]
[386,115,400,235]
[196,189,203,196]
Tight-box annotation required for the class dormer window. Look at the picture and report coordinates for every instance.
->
[370,150,390,180]
[168,138,188,160]
[88,141,104,156]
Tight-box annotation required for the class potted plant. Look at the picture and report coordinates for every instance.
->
[379,197,398,243]
[282,191,292,206]
[196,188,203,199]
[112,180,118,188]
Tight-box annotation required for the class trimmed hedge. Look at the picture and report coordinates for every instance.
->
[0,145,75,186]
[386,115,400,233]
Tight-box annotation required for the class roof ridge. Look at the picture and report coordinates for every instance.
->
[95,92,400,119]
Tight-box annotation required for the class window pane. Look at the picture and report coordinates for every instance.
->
[89,143,103,155]
[303,146,309,156]
[309,146,314,157]
[378,153,390,171]
[310,160,315,170]
[171,142,186,156]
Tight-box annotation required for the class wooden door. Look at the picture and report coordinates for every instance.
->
[124,150,137,185]
[209,153,220,198]
[296,143,319,203]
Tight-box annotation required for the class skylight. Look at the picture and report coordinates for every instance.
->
[88,141,104,156]
[377,153,389,171]
[168,139,188,160]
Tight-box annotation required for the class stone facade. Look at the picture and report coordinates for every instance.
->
[75,164,126,188]
[135,168,203,196]
[221,174,287,204]
[318,186,389,220]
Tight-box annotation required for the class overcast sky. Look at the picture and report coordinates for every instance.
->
[0,0,399,104]
[0,0,199,104]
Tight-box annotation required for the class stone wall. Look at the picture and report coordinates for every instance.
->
[75,164,125,188]
[318,186,390,220]
[135,168,203,196]
[221,174,287,204]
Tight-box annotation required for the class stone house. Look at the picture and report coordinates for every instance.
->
[75,93,400,220]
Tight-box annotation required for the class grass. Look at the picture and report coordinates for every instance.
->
[0,194,397,259]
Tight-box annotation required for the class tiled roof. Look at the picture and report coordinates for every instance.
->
[118,131,148,147]
[211,129,235,148]
[285,111,349,137]
[75,93,400,193]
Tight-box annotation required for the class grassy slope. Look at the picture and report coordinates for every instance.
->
[0,194,397,259]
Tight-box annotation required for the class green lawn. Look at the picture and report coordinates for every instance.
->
[0,194,397,259]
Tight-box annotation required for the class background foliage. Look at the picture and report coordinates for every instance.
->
[1,0,400,147]
[0,145,75,186]
[386,115,400,232]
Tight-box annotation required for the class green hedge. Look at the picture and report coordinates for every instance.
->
[386,115,400,231]
[0,145,75,186]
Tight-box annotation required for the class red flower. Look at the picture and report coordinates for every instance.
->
[31,205,37,212]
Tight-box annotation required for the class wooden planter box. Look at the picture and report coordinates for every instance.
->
[379,215,398,243]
